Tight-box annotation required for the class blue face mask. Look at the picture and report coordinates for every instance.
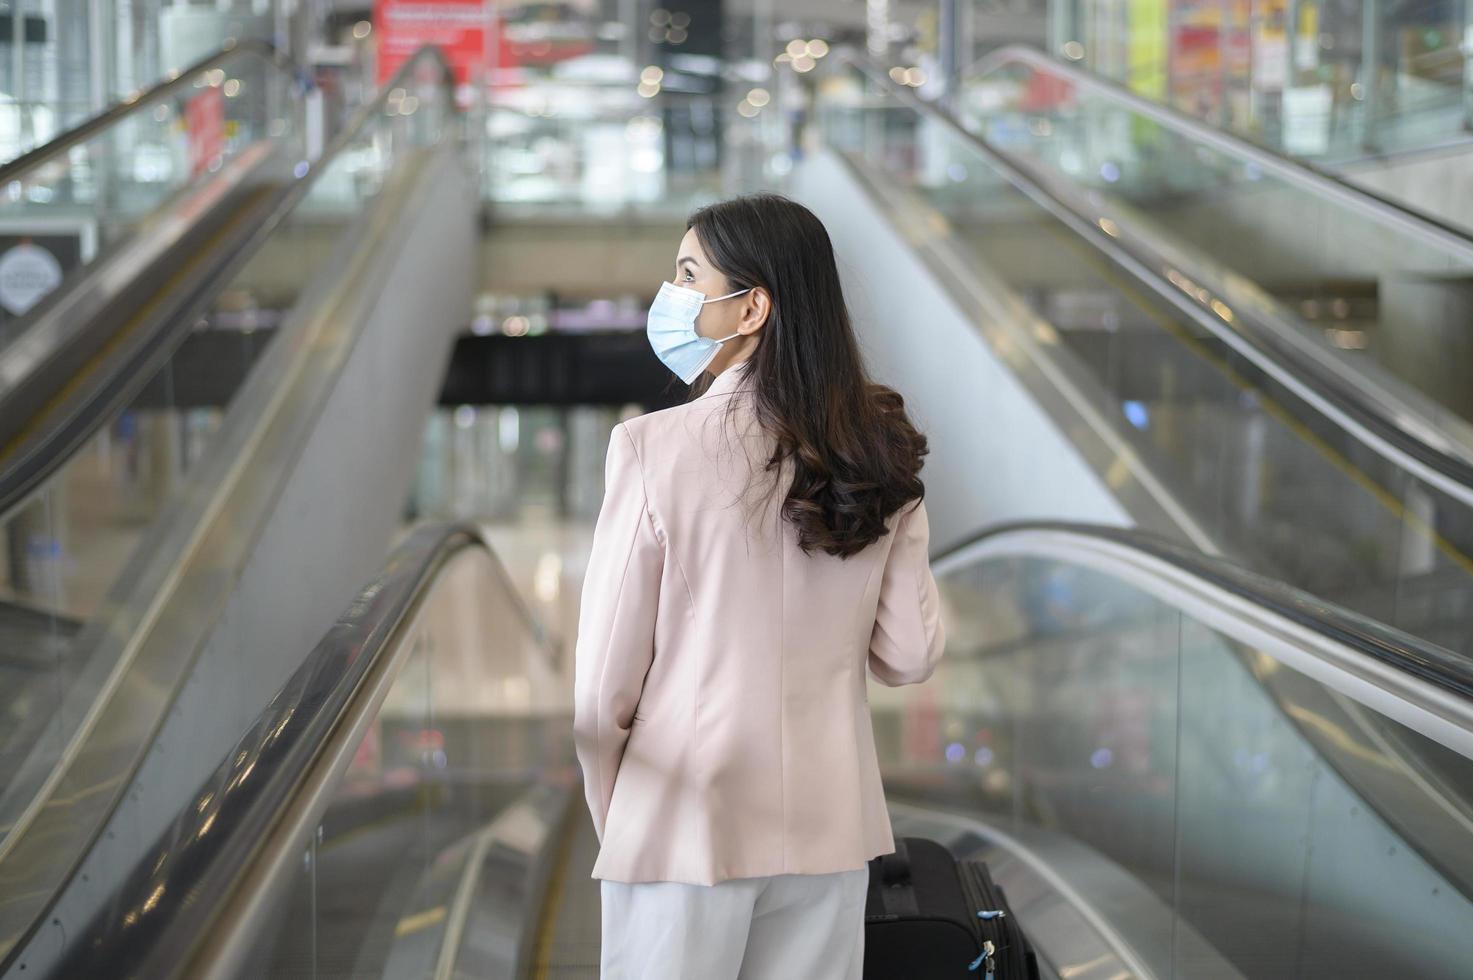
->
[646,280,752,384]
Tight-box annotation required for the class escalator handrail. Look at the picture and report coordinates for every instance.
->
[966,44,1473,264]
[932,519,1473,913]
[0,43,456,523]
[0,39,294,185]
[934,519,1473,714]
[835,49,1473,509]
[37,523,552,979]
[0,44,461,976]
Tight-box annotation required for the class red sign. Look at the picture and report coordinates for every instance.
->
[185,87,225,178]
[374,0,512,85]
[1017,72,1074,112]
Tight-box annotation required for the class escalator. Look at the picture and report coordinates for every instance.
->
[7,38,1473,980]
[959,44,1473,433]
[0,39,303,508]
[2,524,574,978]
[0,41,303,818]
[974,33,1473,234]
[21,518,1473,977]
[800,49,1473,660]
[0,46,474,971]
[914,523,1473,976]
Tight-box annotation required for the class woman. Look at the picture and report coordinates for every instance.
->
[573,193,945,979]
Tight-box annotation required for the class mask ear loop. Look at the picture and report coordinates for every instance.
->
[700,286,753,305]
[703,286,754,346]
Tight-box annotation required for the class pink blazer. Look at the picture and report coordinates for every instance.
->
[572,364,946,885]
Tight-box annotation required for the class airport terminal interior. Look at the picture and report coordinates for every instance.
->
[2,0,1473,976]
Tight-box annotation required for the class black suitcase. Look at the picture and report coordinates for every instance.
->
[863,837,1039,979]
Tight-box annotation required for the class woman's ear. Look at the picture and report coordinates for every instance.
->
[739,287,772,334]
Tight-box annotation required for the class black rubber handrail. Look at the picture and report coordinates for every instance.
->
[935,520,1473,700]
[837,49,1473,512]
[36,524,531,979]
[0,45,454,523]
[0,39,293,184]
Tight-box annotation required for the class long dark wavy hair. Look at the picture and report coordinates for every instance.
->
[687,193,928,559]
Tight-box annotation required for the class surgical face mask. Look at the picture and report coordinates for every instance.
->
[646,280,752,384]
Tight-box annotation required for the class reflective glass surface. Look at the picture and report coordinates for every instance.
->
[863,542,1473,978]
[482,82,784,217]
[0,47,303,345]
[245,545,567,978]
[817,62,1473,657]
[1046,0,1473,162]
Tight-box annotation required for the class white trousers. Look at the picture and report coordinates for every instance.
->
[599,868,869,980]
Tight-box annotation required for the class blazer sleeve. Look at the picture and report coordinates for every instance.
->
[573,423,663,843]
[867,497,946,687]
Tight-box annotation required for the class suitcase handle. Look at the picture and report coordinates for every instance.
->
[879,838,911,886]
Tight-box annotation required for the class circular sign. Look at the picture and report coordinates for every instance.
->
[0,243,63,315]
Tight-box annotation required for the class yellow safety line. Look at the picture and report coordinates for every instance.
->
[395,904,448,937]
[529,805,579,979]
[1042,218,1473,578]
